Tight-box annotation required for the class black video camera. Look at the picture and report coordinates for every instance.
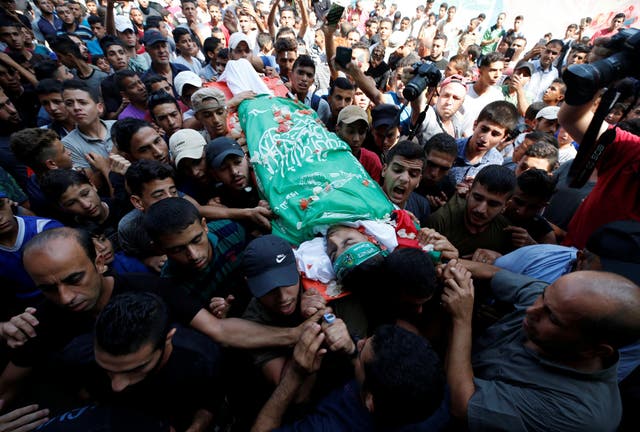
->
[563,28,640,105]
[403,61,442,102]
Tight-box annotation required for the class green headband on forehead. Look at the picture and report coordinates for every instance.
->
[333,241,387,281]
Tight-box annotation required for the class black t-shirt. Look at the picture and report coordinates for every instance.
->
[9,273,201,368]
[36,404,171,432]
[87,326,223,431]
[512,215,554,243]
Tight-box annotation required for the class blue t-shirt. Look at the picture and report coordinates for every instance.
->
[275,380,450,431]
[0,216,63,301]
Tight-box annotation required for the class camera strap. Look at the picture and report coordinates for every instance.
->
[568,87,620,188]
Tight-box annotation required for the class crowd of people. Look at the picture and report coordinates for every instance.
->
[0,0,639,431]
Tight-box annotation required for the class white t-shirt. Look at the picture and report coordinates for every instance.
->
[459,85,504,136]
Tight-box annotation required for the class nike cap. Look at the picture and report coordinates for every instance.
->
[243,235,299,298]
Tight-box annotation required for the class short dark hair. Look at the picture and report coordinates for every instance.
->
[433,32,447,44]
[87,15,102,26]
[62,79,101,103]
[35,78,63,96]
[364,325,445,426]
[172,27,190,46]
[100,35,126,53]
[145,15,163,31]
[34,60,62,81]
[383,248,437,300]
[550,78,566,95]
[111,118,154,154]
[365,17,380,27]
[143,197,201,240]
[292,54,315,72]
[570,43,591,55]
[546,39,564,49]
[524,130,558,148]
[274,36,297,54]
[613,12,626,21]
[216,48,229,60]
[472,165,516,195]
[476,101,519,135]
[516,168,557,201]
[114,69,139,92]
[329,77,354,95]
[24,227,97,265]
[50,35,83,59]
[425,132,457,158]
[148,91,180,122]
[203,36,222,55]
[10,128,61,172]
[465,44,481,61]
[523,142,559,171]
[125,160,176,197]
[524,101,546,122]
[40,169,92,204]
[143,75,169,93]
[478,51,504,68]
[95,291,170,356]
[386,140,426,166]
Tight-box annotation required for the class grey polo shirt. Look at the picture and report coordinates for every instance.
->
[62,120,116,169]
[468,271,621,432]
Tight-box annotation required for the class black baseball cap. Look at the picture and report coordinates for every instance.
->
[205,137,244,169]
[586,220,640,285]
[243,235,299,298]
[371,103,400,129]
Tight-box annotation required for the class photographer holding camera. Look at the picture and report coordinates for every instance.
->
[559,29,640,250]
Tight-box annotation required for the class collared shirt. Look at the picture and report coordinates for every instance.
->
[37,15,63,39]
[449,137,503,184]
[62,120,116,169]
[525,59,559,102]
[468,270,622,432]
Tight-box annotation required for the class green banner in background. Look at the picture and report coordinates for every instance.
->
[238,95,394,245]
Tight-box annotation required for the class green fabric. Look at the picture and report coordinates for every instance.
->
[333,241,387,281]
[238,95,393,245]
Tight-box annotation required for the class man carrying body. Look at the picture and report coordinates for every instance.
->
[0,227,308,406]
[429,165,515,257]
[92,291,223,432]
[440,259,640,430]
[380,140,431,227]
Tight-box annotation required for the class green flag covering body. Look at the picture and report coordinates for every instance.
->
[238,95,393,245]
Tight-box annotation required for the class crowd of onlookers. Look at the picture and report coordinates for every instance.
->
[0,0,639,431]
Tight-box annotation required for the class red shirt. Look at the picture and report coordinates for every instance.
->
[563,128,640,249]
[359,147,382,183]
